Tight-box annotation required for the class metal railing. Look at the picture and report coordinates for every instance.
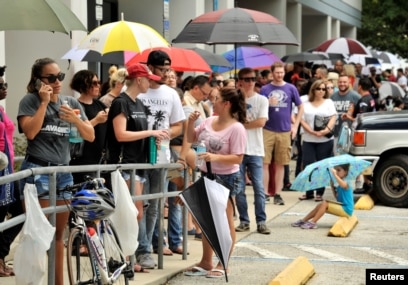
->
[0,160,190,284]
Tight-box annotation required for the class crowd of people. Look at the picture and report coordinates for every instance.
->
[0,50,406,282]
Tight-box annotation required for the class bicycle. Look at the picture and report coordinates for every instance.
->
[61,177,134,285]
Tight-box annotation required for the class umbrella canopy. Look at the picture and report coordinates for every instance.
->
[61,46,137,65]
[126,47,212,72]
[172,7,298,46]
[377,51,401,65]
[291,154,372,192]
[0,0,87,34]
[347,54,380,66]
[180,175,232,281]
[214,46,281,73]
[187,47,232,67]
[313,37,371,56]
[379,81,406,100]
[78,13,169,54]
[281,52,328,63]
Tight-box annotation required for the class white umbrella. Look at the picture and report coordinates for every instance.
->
[78,13,169,54]
[62,46,137,65]
[378,52,401,65]
[379,81,406,100]
[347,54,380,66]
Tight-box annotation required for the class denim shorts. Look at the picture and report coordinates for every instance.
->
[204,171,242,198]
[121,170,146,183]
[19,160,73,200]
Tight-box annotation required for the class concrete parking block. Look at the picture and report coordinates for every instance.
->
[268,256,315,285]
[328,214,358,237]
[354,194,374,210]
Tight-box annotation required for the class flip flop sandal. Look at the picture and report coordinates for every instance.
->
[134,264,149,273]
[184,266,208,276]
[206,268,227,278]
[299,195,314,200]
[315,196,323,202]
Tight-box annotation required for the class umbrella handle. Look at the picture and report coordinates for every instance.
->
[308,167,318,182]
[206,161,215,179]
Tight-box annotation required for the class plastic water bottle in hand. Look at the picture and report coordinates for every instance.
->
[196,140,206,167]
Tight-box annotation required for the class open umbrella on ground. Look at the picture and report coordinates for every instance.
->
[78,13,169,54]
[187,47,232,68]
[281,52,328,63]
[61,46,137,65]
[126,47,212,72]
[213,46,281,73]
[347,54,380,66]
[313,37,371,56]
[0,0,87,34]
[290,154,372,192]
[179,163,232,282]
[379,81,406,100]
[172,7,298,73]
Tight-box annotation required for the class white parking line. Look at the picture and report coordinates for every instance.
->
[235,243,286,259]
[352,247,408,265]
[293,244,358,263]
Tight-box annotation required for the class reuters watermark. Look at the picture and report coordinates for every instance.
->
[366,269,407,284]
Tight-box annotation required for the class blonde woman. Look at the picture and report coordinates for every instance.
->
[99,68,127,107]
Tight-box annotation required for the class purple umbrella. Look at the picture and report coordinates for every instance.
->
[213,46,281,73]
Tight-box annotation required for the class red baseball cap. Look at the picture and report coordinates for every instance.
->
[126,63,161,81]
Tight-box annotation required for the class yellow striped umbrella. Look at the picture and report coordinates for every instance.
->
[78,14,169,54]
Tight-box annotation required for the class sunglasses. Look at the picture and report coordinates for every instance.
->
[315,87,326,91]
[40,72,65,83]
[239,77,256,82]
[92,80,101,87]
[0,82,8,90]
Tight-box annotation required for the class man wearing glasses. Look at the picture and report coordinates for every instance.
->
[137,50,186,268]
[184,75,212,119]
[235,67,271,235]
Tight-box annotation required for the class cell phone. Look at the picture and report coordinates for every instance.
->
[35,79,42,91]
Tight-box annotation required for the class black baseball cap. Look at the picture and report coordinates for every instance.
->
[147,50,171,66]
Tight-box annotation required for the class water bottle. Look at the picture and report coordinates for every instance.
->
[149,136,157,164]
[196,140,206,167]
[88,227,107,271]
[69,109,83,143]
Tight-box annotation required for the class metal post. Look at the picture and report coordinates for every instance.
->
[47,172,57,285]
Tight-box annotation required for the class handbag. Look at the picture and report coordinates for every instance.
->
[69,141,85,159]
[314,115,334,139]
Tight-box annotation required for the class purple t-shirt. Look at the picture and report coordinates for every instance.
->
[260,82,302,132]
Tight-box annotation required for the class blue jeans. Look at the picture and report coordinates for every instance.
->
[136,168,166,256]
[19,159,73,200]
[152,180,182,250]
[236,155,267,224]
[302,140,334,198]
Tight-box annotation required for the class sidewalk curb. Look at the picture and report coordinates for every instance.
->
[268,256,315,285]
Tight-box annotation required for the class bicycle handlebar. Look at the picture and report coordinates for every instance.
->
[37,176,106,198]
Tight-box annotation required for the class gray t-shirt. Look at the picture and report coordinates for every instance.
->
[330,90,361,136]
[17,93,87,164]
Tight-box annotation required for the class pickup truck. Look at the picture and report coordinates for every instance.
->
[337,111,408,207]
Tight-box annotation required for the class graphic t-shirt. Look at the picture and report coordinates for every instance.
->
[330,90,360,136]
[138,85,185,163]
[352,94,376,117]
[17,93,87,164]
[260,82,302,132]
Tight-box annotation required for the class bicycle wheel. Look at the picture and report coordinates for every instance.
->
[101,220,131,285]
[67,227,100,285]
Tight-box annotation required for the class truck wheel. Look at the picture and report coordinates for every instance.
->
[374,155,408,207]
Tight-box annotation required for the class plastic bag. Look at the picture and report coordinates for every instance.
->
[109,170,139,256]
[14,183,55,285]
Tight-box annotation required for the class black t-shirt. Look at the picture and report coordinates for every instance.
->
[71,99,108,165]
[106,93,148,164]
[352,94,376,117]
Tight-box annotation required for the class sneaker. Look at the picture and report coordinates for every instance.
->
[136,253,156,269]
[301,221,317,229]
[265,194,270,202]
[235,223,250,232]
[291,219,305,227]
[282,183,293,191]
[257,224,271,235]
[194,233,202,240]
[273,194,285,205]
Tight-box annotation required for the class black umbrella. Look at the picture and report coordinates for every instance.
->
[172,8,298,45]
[187,47,232,67]
[172,7,298,73]
[179,162,232,282]
[281,52,328,63]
